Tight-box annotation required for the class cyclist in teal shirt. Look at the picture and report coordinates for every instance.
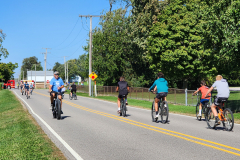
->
[149,72,168,122]
[49,71,64,114]
[24,81,30,97]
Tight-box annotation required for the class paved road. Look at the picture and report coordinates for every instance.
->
[13,89,240,160]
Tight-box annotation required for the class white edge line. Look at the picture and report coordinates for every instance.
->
[13,91,83,160]
[76,95,240,126]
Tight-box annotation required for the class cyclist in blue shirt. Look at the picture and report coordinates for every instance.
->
[149,72,168,122]
[49,71,64,114]
[24,81,30,97]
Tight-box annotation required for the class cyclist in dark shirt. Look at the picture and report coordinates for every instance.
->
[24,81,30,97]
[70,82,77,97]
[116,77,129,114]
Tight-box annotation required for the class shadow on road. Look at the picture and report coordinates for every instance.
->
[61,116,71,120]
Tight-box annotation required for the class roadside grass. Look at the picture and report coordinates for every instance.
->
[0,89,66,160]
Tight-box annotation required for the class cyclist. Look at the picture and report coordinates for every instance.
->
[149,72,168,122]
[30,83,33,94]
[20,81,24,93]
[24,81,30,98]
[70,82,77,98]
[49,71,64,114]
[204,75,230,126]
[116,76,129,114]
[192,80,211,117]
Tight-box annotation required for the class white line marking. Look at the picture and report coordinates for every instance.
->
[13,91,83,160]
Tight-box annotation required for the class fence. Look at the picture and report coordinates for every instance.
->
[76,85,240,112]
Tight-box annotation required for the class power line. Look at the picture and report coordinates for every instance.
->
[53,17,80,49]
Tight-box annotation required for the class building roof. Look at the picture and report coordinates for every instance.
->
[27,71,54,76]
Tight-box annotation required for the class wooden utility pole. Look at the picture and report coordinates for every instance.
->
[79,15,101,96]
[42,48,51,88]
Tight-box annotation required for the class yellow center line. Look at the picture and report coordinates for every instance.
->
[34,91,240,156]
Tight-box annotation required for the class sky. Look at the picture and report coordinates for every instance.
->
[0,0,120,79]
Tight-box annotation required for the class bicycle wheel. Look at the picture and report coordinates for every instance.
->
[196,103,201,121]
[151,100,155,122]
[206,107,215,129]
[223,108,234,131]
[69,93,72,100]
[56,99,61,120]
[74,94,77,100]
[62,94,64,99]
[122,100,126,117]
[161,101,169,124]
[52,100,57,119]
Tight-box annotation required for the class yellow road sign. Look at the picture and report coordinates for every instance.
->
[89,72,98,81]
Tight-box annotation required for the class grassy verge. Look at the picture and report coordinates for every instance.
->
[65,90,240,123]
[0,89,66,159]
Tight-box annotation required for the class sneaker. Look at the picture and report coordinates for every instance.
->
[126,102,128,105]
[155,116,158,122]
[197,114,202,117]
[61,110,63,114]
[164,104,167,108]
[214,117,221,127]
[49,104,53,110]
[117,110,121,114]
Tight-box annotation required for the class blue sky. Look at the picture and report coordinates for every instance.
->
[0,0,120,78]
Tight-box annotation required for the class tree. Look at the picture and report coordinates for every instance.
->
[0,29,9,61]
[52,62,65,80]
[0,62,18,82]
[20,56,43,79]
[76,54,88,80]
[147,0,214,89]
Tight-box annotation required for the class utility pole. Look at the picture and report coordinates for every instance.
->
[79,15,101,96]
[62,56,68,83]
[42,48,51,88]
[33,64,37,88]
[67,62,68,83]
[23,71,24,80]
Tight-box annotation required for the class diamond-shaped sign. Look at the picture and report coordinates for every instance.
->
[89,72,98,81]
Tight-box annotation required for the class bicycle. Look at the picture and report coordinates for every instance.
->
[21,89,24,95]
[26,90,30,99]
[194,93,210,121]
[206,96,234,131]
[30,88,33,95]
[69,91,77,100]
[150,90,169,124]
[50,91,61,120]
[119,95,127,117]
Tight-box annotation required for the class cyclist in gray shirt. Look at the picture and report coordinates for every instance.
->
[205,75,230,126]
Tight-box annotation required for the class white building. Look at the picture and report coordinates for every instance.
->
[27,71,54,82]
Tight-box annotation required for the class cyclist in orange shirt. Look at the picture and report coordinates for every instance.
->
[192,80,211,117]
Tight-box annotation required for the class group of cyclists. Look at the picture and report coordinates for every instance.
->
[116,72,230,127]
[19,81,34,98]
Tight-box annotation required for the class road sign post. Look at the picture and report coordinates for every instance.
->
[89,72,98,96]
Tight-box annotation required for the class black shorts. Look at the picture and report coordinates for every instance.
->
[118,95,127,98]
[214,97,228,106]
[25,88,29,91]
[71,90,76,93]
[156,92,168,100]
[50,91,62,97]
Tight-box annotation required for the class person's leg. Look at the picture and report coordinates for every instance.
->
[155,98,160,115]
[117,96,121,113]
[71,90,73,97]
[211,104,218,117]
[125,95,128,105]
[51,93,55,104]
[199,103,202,115]
[58,95,62,109]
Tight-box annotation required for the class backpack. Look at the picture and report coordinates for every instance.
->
[118,81,128,95]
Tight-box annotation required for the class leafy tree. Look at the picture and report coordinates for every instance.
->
[0,29,9,61]
[148,0,214,89]
[76,54,88,80]
[0,62,18,82]
[52,62,65,80]
[20,56,43,79]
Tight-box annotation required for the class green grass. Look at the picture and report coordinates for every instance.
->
[0,90,66,160]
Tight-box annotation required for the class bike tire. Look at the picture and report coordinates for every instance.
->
[69,93,72,100]
[119,99,123,116]
[161,101,169,124]
[223,108,234,131]
[196,103,201,121]
[151,101,155,122]
[206,107,215,129]
[122,100,126,117]
[62,94,64,99]
[52,100,57,119]
[74,94,77,100]
[56,99,61,120]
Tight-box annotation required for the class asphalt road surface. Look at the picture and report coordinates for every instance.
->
[13,89,240,160]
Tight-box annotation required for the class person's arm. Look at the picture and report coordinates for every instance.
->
[192,89,199,95]
[204,87,214,98]
[149,81,156,91]
[116,86,119,92]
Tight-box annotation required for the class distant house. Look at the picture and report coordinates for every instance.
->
[69,75,82,84]
[27,71,54,82]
